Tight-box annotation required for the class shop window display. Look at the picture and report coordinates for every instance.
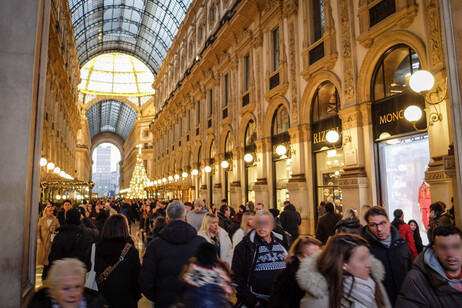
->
[244,120,257,202]
[378,135,430,243]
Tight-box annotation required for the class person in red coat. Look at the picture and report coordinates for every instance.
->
[392,209,418,258]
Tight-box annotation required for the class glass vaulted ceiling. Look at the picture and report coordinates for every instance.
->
[79,52,155,96]
[86,100,138,140]
[69,0,194,74]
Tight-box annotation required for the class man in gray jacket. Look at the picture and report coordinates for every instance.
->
[396,225,462,307]
[186,199,208,231]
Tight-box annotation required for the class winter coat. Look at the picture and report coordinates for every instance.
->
[268,258,305,308]
[187,209,208,231]
[362,226,413,304]
[198,228,233,265]
[27,287,104,308]
[279,204,301,238]
[232,228,246,250]
[335,217,363,235]
[231,230,290,307]
[95,239,141,308]
[36,216,60,266]
[315,211,343,244]
[427,213,453,242]
[296,251,392,308]
[392,219,418,258]
[395,248,462,307]
[139,220,207,308]
[217,211,234,232]
[46,217,99,276]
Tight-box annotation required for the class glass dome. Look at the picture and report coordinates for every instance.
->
[78,53,155,97]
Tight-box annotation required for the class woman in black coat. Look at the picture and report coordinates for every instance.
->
[95,214,141,308]
[408,219,424,253]
[268,236,322,308]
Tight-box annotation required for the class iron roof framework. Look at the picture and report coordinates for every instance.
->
[69,0,193,74]
[85,99,138,140]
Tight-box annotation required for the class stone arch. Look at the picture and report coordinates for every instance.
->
[300,71,342,125]
[357,30,428,104]
[238,112,257,148]
[263,95,291,138]
[90,132,124,162]
[83,95,139,113]
[219,124,234,153]
[183,147,192,168]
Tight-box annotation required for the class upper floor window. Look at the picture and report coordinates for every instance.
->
[196,101,201,125]
[199,26,204,42]
[210,6,216,24]
[372,45,421,102]
[245,120,257,147]
[311,0,325,43]
[224,74,229,106]
[244,54,250,92]
[208,89,213,117]
[187,110,191,131]
[272,28,280,72]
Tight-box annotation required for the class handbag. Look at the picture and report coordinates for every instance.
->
[96,242,132,284]
[85,243,98,291]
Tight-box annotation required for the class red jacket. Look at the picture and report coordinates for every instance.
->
[397,223,418,258]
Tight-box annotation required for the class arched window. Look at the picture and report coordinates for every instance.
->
[197,145,202,163]
[311,81,339,123]
[372,45,421,102]
[245,120,257,148]
[272,105,290,137]
[209,139,216,160]
[224,132,233,154]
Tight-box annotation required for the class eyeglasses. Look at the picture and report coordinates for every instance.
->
[368,221,388,230]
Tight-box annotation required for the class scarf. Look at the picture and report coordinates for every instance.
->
[341,276,377,308]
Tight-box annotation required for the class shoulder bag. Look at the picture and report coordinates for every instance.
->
[96,242,132,284]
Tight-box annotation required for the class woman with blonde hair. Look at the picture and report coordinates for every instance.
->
[297,234,391,308]
[36,205,60,266]
[198,213,233,265]
[268,236,322,307]
[232,211,254,249]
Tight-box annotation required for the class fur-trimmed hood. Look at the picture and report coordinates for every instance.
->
[296,251,386,298]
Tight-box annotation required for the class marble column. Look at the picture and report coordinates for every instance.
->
[0,0,50,306]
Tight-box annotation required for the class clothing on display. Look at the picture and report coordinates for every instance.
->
[418,181,431,229]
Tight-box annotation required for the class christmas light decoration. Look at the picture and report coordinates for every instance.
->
[127,147,149,198]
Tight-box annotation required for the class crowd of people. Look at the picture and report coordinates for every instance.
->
[30,197,462,307]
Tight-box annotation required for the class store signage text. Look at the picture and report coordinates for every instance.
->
[313,127,340,144]
[379,110,404,125]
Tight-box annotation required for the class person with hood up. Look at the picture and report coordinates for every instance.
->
[139,200,206,308]
[173,243,234,308]
[315,202,342,244]
[297,233,392,308]
[187,199,209,231]
[279,201,301,240]
[335,208,363,235]
[396,225,462,307]
[391,209,418,258]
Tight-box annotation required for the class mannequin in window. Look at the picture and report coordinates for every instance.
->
[418,179,431,229]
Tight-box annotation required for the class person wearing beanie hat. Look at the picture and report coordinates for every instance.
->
[315,202,342,244]
[428,201,453,242]
[174,243,233,308]
[44,207,99,280]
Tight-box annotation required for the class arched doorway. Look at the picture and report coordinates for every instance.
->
[371,45,430,231]
[91,143,122,197]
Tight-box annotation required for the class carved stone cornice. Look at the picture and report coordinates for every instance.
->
[283,0,298,19]
[288,124,310,143]
[338,106,363,129]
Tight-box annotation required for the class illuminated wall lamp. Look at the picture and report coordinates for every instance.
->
[40,157,48,167]
[404,70,445,131]
[221,160,229,169]
[192,169,199,175]
[174,174,180,180]
[182,172,188,178]
[326,130,352,147]
[168,175,174,181]
[244,153,254,163]
[204,166,212,173]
